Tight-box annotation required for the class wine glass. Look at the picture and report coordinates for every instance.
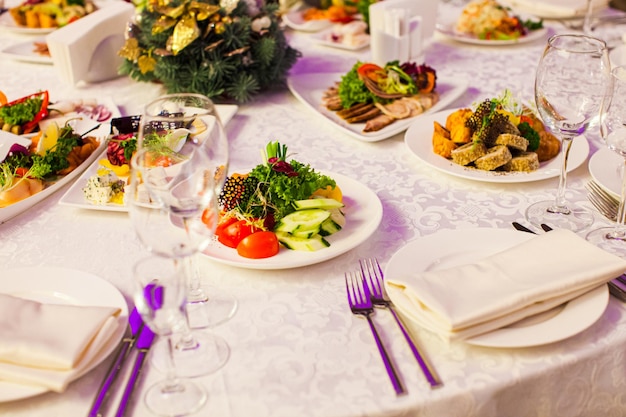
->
[128,93,230,377]
[133,255,207,416]
[586,65,626,254]
[583,0,593,35]
[525,34,612,231]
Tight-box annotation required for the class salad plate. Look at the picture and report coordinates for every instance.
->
[0,266,128,402]
[0,12,56,34]
[58,104,238,211]
[588,147,622,198]
[0,96,120,224]
[404,108,589,184]
[435,23,547,46]
[202,172,383,270]
[287,73,468,142]
[0,38,52,64]
[384,228,609,348]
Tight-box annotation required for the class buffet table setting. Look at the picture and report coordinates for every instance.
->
[3,0,626,416]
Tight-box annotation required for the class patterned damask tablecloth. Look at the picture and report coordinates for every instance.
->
[1,3,626,417]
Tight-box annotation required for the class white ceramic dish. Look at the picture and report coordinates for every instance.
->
[283,5,331,32]
[58,104,238,212]
[0,12,56,34]
[0,97,121,224]
[404,108,589,183]
[384,228,609,348]
[202,172,383,270]
[436,23,547,46]
[1,37,52,64]
[310,27,370,50]
[287,73,468,142]
[499,0,608,19]
[588,147,622,198]
[0,266,128,402]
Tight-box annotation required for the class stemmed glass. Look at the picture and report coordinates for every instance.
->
[525,34,612,231]
[133,255,206,416]
[586,65,626,255]
[128,93,231,377]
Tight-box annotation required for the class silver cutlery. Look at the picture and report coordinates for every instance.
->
[586,181,618,221]
[360,258,442,388]
[344,271,407,395]
[88,308,144,417]
[114,323,156,417]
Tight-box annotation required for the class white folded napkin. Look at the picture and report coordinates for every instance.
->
[0,293,121,392]
[501,0,609,18]
[386,229,626,342]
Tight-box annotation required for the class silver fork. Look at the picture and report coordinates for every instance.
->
[344,271,407,395]
[586,181,618,221]
[361,259,442,388]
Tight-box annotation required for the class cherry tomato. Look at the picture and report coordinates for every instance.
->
[201,209,217,229]
[217,219,260,248]
[237,231,280,259]
[216,216,238,236]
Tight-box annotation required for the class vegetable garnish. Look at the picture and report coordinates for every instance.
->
[0,91,49,135]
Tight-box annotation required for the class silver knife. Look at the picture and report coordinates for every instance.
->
[88,308,144,417]
[114,321,155,417]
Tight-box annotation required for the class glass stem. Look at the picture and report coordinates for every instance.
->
[583,0,593,35]
[163,336,184,393]
[186,256,209,303]
[549,137,574,214]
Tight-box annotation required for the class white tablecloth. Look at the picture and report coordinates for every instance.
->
[2,2,626,416]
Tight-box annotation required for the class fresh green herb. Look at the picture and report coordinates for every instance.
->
[518,121,541,151]
[232,141,336,222]
[523,18,544,31]
[0,97,43,126]
[338,62,372,109]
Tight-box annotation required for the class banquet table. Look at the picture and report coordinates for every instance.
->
[2,1,626,416]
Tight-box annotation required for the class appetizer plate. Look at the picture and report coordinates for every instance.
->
[385,228,609,348]
[202,172,383,270]
[0,12,56,34]
[282,5,332,32]
[287,73,468,142]
[0,97,120,224]
[435,23,547,46]
[0,37,52,64]
[310,27,370,50]
[588,147,622,198]
[499,0,608,19]
[404,108,590,183]
[58,104,238,211]
[0,266,128,402]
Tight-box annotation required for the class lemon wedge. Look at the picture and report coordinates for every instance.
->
[36,122,60,155]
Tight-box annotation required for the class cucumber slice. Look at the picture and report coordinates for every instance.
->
[276,232,330,251]
[274,209,330,234]
[318,217,342,236]
[328,208,346,228]
[291,227,321,239]
[292,198,344,210]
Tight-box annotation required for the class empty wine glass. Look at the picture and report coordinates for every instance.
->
[128,93,230,377]
[133,255,206,416]
[525,34,612,231]
[586,65,626,254]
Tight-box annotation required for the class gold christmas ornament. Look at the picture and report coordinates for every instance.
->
[118,38,141,61]
[138,54,157,73]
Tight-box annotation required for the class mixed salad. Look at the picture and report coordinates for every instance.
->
[215,141,344,259]
[455,0,543,41]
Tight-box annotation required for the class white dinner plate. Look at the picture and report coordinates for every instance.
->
[0,97,121,224]
[201,172,383,270]
[282,5,331,32]
[404,108,590,183]
[499,0,608,19]
[58,104,238,212]
[436,23,547,46]
[1,37,52,64]
[310,27,370,50]
[0,266,128,402]
[384,228,609,348]
[0,12,56,35]
[287,73,468,142]
[588,147,622,198]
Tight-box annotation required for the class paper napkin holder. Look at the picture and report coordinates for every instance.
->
[46,2,134,85]
[369,0,439,66]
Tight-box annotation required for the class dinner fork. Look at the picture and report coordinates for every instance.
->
[344,271,407,395]
[586,181,618,221]
[361,259,442,388]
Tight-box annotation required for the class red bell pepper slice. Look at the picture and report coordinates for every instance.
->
[1,91,50,134]
[356,63,384,82]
